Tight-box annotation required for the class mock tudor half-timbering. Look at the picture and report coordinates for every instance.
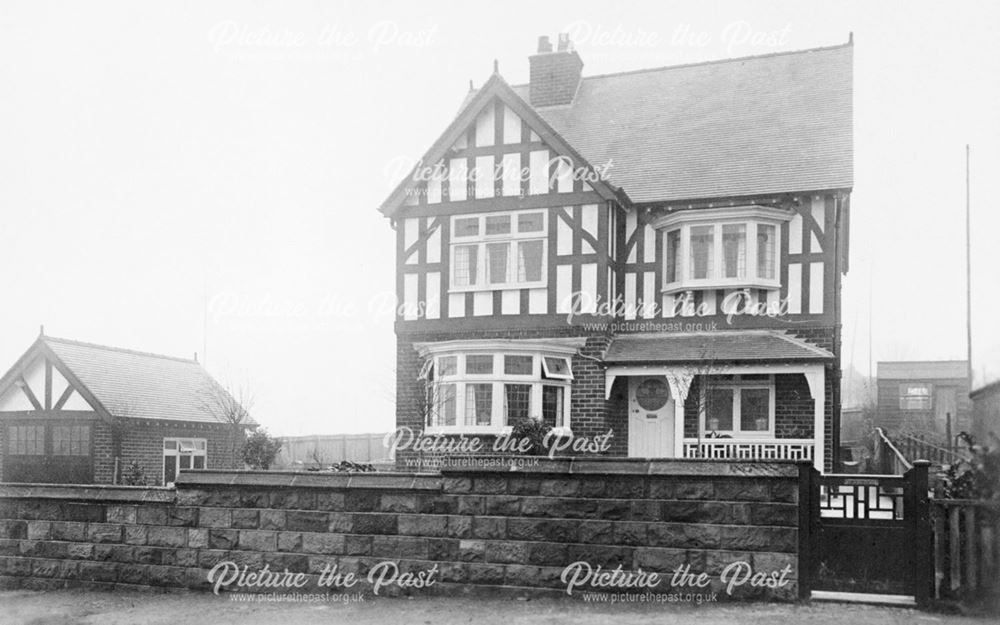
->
[381,35,853,472]
[0,332,253,485]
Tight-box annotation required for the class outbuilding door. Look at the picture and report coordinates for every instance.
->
[3,422,93,484]
[627,376,675,457]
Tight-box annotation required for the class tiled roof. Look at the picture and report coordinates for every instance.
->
[43,337,251,424]
[877,361,968,381]
[507,43,853,203]
[604,331,834,364]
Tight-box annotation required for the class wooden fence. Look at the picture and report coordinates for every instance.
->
[272,433,393,468]
[896,432,967,467]
[930,498,1000,603]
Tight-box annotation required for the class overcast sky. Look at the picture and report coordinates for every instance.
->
[1,1,997,435]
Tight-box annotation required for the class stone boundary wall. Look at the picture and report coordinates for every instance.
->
[0,459,807,601]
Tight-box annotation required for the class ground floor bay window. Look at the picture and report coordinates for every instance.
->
[414,339,584,435]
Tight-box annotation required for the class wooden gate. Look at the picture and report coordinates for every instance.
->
[805,461,931,601]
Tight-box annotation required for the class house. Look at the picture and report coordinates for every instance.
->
[380,34,853,472]
[970,380,1000,448]
[875,360,971,441]
[0,332,252,485]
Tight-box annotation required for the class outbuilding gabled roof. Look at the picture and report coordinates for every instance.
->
[0,334,253,425]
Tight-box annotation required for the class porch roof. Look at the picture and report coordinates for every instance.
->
[603,330,834,364]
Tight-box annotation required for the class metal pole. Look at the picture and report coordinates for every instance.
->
[966,145,973,394]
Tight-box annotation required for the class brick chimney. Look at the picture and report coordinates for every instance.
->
[529,33,583,107]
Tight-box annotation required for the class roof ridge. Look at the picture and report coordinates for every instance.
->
[509,40,852,88]
[43,336,199,365]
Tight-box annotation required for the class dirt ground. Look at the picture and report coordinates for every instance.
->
[0,590,996,625]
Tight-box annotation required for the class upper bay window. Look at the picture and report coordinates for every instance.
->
[416,343,578,435]
[450,210,547,291]
[654,206,788,294]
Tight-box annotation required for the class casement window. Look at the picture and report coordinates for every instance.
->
[163,438,207,485]
[450,210,547,291]
[701,375,775,436]
[899,384,932,410]
[420,351,572,433]
[7,425,45,455]
[52,425,90,455]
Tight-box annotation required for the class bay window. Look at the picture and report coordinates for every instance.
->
[450,210,547,291]
[421,350,573,433]
[701,375,775,436]
[653,206,789,294]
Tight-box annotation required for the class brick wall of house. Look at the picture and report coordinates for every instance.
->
[0,462,805,600]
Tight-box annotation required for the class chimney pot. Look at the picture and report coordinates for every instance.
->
[557,33,571,51]
[537,35,552,53]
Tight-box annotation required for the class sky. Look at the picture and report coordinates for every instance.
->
[1,1,998,435]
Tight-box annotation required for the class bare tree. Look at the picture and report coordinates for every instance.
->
[198,380,254,469]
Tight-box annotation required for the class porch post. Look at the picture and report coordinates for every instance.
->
[804,366,826,473]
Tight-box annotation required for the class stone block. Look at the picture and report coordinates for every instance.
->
[207,529,239,550]
[77,561,119,583]
[720,526,797,553]
[770,481,799,504]
[343,534,372,556]
[673,481,715,500]
[301,532,345,555]
[263,553,310,573]
[454,496,484,516]
[715,480,770,502]
[135,506,168,526]
[268,490,317,511]
[26,521,51,540]
[568,544,633,568]
[88,523,123,544]
[464,563,506,585]
[258,509,286,530]
[484,496,522,516]
[426,538,458,560]
[397,514,447,537]
[277,531,302,552]
[166,507,199,527]
[372,536,427,559]
[446,516,472,539]
[124,525,148,545]
[593,499,630,520]
[147,526,186,548]
[132,546,163,565]
[351,513,397,535]
[230,509,259,529]
[485,541,527,564]
[538,479,578,498]
[344,491,379,512]
[315,492,346,511]
[471,516,505,540]
[107,506,137,524]
[67,543,94,560]
[750,503,798,527]
[198,508,230,528]
[442,477,472,493]
[286,511,328,533]
[327,513,353,533]
[633,547,688,573]
[660,501,727,524]
[238,530,277,551]
[61,503,104,523]
[380,494,419,513]
[51,522,86,542]
[473,477,507,495]
[187,528,209,549]
[578,520,614,544]
[526,542,568,567]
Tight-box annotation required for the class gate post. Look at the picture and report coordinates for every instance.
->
[797,460,815,600]
[909,460,932,606]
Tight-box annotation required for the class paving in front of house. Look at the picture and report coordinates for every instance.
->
[0,590,994,625]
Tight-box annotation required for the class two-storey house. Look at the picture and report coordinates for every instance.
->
[380,34,853,472]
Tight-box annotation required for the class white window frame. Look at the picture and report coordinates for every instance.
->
[653,206,788,295]
[163,437,207,485]
[700,375,776,438]
[422,349,573,435]
[449,210,548,292]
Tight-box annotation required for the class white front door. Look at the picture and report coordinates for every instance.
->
[628,376,675,458]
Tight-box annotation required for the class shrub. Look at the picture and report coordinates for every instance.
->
[241,428,283,470]
[120,460,147,486]
[510,418,552,456]
[937,432,1000,501]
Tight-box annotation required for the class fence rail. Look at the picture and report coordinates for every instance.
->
[896,433,968,466]
[682,439,814,461]
[930,498,1000,602]
[874,427,912,475]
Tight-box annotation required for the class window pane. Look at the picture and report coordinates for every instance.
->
[487,243,509,284]
[453,245,479,286]
[436,383,457,426]
[757,224,776,280]
[504,384,532,425]
[542,385,565,428]
[690,226,714,279]
[465,384,493,426]
[542,357,571,378]
[164,439,177,450]
[705,388,734,431]
[722,224,746,279]
[466,355,494,375]
[665,230,681,283]
[193,456,205,469]
[741,388,770,431]
[485,215,511,235]
[438,356,457,377]
[517,212,544,233]
[454,217,479,237]
[517,240,544,282]
[504,355,533,375]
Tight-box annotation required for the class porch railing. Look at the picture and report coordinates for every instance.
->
[682,438,815,461]
[930,498,1000,602]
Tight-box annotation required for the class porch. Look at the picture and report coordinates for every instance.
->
[603,330,834,472]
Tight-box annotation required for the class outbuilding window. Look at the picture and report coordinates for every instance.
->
[163,438,207,485]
